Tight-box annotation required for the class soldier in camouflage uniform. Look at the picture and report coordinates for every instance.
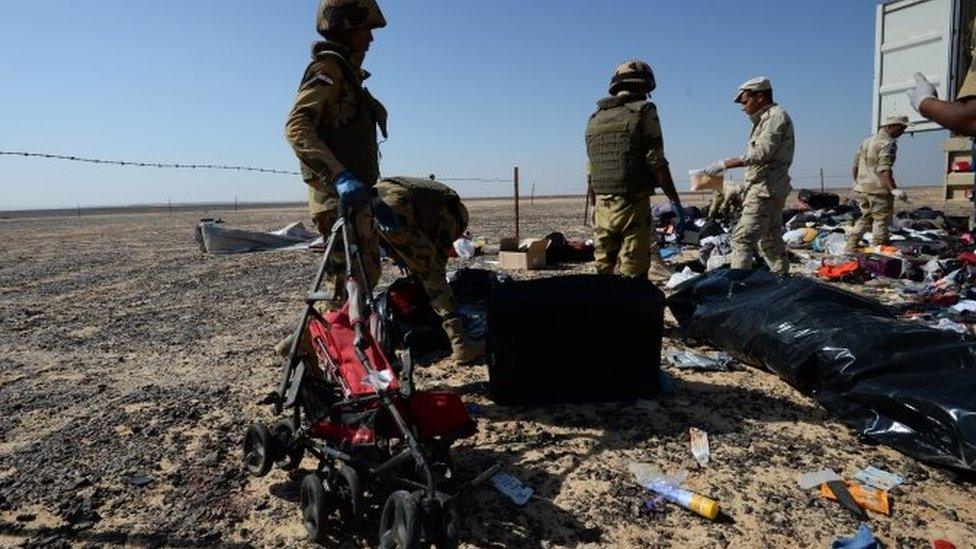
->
[585,60,687,279]
[704,77,794,275]
[373,178,484,363]
[285,0,388,290]
[845,116,908,252]
[275,0,386,359]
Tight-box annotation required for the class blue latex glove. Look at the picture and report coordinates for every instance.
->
[832,523,880,549]
[671,201,688,233]
[371,198,402,232]
[333,171,371,212]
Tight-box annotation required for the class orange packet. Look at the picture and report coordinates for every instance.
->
[820,481,891,515]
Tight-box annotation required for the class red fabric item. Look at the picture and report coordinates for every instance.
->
[406,392,475,440]
[817,260,862,281]
[932,541,957,549]
[308,420,376,446]
[958,251,976,266]
[386,279,434,324]
[307,302,400,399]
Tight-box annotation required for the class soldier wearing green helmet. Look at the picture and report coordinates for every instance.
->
[285,0,389,291]
[585,60,686,280]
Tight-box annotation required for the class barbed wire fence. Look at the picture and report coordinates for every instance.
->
[0,149,521,214]
[2,148,854,215]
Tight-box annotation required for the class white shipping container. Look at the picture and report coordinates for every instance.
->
[873,0,970,132]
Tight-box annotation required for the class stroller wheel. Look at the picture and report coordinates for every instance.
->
[271,419,305,471]
[243,423,275,477]
[334,465,361,527]
[378,490,419,549]
[300,472,332,544]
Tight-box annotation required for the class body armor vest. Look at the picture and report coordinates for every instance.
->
[585,96,654,195]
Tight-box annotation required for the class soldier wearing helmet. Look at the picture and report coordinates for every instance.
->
[285,0,388,292]
[585,60,686,280]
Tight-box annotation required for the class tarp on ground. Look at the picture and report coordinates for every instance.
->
[198,221,321,254]
[668,269,976,473]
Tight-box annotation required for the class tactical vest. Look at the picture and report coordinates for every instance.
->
[304,47,388,187]
[383,177,468,237]
[585,96,654,195]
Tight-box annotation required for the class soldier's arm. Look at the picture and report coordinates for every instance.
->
[642,105,682,204]
[284,62,347,185]
[919,97,976,136]
[741,111,789,167]
[877,141,897,190]
[851,144,861,181]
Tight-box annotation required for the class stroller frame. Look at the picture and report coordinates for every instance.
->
[246,202,496,547]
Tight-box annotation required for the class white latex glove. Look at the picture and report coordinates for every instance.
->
[907,72,937,112]
[703,160,727,177]
[891,189,909,202]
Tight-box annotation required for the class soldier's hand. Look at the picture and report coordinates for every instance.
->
[891,189,909,202]
[703,161,727,177]
[907,72,937,112]
[334,171,371,212]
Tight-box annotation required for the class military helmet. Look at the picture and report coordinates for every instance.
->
[317,0,387,35]
[609,60,656,95]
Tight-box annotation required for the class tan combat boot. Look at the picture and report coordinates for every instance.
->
[648,252,673,280]
[274,333,295,358]
[442,317,485,364]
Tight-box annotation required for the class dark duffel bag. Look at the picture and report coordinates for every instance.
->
[487,275,665,404]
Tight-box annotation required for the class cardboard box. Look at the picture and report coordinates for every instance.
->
[497,238,548,270]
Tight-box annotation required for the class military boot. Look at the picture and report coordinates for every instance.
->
[274,333,295,358]
[648,252,673,280]
[442,317,485,364]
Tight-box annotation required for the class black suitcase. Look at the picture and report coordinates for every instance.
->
[487,275,665,404]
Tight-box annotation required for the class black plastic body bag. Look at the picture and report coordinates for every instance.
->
[668,269,976,473]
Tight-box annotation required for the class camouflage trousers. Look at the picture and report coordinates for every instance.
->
[312,205,382,291]
[593,192,656,278]
[730,183,789,275]
[846,191,893,250]
[379,183,462,318]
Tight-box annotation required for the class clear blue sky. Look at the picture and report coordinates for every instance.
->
[0,0,948,210]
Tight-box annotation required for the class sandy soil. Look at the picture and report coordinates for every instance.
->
[1,189,974,548]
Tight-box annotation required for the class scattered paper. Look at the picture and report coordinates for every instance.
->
[798,469,842,490]
[854,466,905,492]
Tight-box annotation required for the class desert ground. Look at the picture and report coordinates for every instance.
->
[1,188,974,548]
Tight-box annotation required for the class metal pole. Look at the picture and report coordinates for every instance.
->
[76,203,81,219]
[820,168,825,193]
[514,167,520,243]
[531,181,535,206]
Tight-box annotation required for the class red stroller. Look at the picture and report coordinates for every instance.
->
[243,204,495,547]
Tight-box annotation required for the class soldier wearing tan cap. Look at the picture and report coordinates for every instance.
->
[702,77,795,275]
[845,116,909,252]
